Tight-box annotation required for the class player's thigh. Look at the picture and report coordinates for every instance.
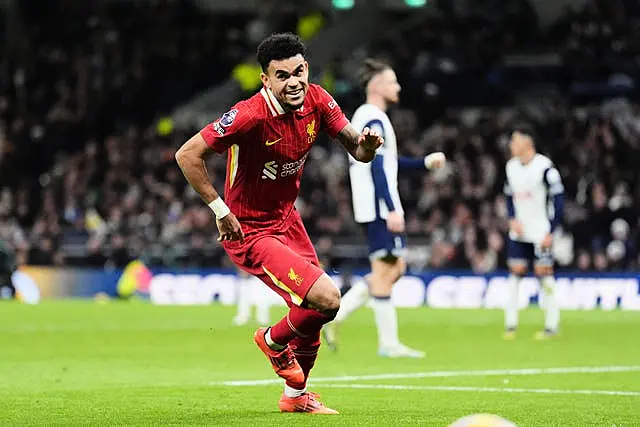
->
[284,211,320,266]
[366,218,407,263]
[533,245,554,276]
[249,236,325,308]
[507,239,531,276]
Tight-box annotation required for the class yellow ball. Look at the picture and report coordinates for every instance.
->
[449,414,516,427]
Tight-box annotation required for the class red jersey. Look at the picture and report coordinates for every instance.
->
[200,84,349,236]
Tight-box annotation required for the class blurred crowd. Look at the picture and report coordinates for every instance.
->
[1,0,640,272]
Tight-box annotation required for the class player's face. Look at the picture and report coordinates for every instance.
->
[371,68,401,104]
[261,54,309,111]
[509,131,526,158]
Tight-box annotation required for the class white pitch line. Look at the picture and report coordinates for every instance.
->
[319,384,640,397]
[212,365,640,387]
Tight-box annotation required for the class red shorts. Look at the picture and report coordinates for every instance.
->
[222,211,323,307]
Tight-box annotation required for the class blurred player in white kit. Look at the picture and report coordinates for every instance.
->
[323,59,445,357]
[503,124,565,340]
[232,269,271,326]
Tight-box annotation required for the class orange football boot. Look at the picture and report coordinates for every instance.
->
[278,392,339,414]
[253,328,305,387]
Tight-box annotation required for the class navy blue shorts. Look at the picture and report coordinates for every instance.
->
[364,218,407,260]
[507,239,553,267]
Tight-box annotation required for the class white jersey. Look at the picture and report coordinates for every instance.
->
[349,104,402,223]
[505,154,564,244]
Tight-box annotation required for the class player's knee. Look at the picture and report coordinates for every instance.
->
[534,265,553,277]
[313,286,340,319]
[305,274,341,319]
[394,258,407,281]
[322,286,341,319]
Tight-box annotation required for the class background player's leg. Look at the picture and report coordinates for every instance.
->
[329,220,381,329]
[232,270,252,326]
[363,217,423,358]
[535,263,560,339]
[333,277,369,324]
[505,240,529,339]
[369,258,400,349]
[323,276,369,350]
[255,286,271,326]
[369,256,423,357]
[504,269,524,338]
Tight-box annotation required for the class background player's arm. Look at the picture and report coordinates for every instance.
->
[398,153,446,171]
[336,123,381,163]
[541,166,565,248]
[353,120,403,231]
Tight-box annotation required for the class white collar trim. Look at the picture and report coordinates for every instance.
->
[260,87,285,116]
[260,87,305,116]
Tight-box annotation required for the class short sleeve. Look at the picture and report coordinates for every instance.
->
[317,87,349,138]
[362,119,386,154]
[544,167,564,195]
[199,103,254,153]
[363,120,385,137]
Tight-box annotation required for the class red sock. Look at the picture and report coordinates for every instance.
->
[290,331,320,382]
[269,306,331,346]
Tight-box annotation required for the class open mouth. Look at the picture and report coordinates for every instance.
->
[286,88,303,98]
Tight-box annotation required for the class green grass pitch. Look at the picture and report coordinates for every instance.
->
[1,301,639,426]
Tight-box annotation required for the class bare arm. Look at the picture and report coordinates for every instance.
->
[335,123,381,163]
[175,132,244,242]
[175,133,219,204]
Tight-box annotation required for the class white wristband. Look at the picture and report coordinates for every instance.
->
[424,152,445,170]
[208,197,231,219]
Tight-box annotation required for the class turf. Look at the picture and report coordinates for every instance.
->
[1,301,639,426]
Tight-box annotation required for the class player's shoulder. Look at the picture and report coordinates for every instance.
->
[505,157,519,170]
[307,83,332,99]
[353,103,385,121]
[208,93,272,139]
[241,91,272,121]
[306,83,340,109]
[213,92,269,134]
[533,154,554,169]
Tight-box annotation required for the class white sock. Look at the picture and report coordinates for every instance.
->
[234,277,251,321]
[505,275,520,330]
[371,296,399,349]
[333,280,369,323]
[540,276,560,332]
[284,383,307,398]
[265,328,285,351]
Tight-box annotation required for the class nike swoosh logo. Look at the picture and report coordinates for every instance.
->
[265,138,282,146]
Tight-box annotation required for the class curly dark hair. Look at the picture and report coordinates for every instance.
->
[256,33,307,72]
[357,58,390,89]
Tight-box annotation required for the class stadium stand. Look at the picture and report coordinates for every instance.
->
[1,0,639,272]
